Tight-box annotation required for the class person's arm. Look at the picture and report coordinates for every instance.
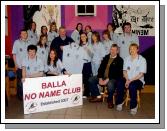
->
[22,66,26,82]
[129,73,144,82]
[27,72,44,78]
[97,56,107,79]
[13,54,18,70]
[129,57,146,82]
[71,30,76,42]
[123,70,130,88]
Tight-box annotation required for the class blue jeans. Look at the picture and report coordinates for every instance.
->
[88,76,124,105]
[107,78,125,105]
[88,76,100,96]
[82,62,92,96]
[129,80,143,109]
[16,68,23,99]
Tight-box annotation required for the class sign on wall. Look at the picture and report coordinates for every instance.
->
[113,5,155,36]
[23,74,82,114]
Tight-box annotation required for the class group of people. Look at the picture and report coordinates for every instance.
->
[12,21,147,115]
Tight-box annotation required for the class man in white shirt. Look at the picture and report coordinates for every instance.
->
[117,22,139,59]
[117,43,147,115]
[12,29,31,100]
[22,45,44,81]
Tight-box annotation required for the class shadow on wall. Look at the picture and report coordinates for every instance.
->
[141,46,155,85]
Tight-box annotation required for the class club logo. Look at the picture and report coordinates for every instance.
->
[25,102,38,113]
[71,94,80,104]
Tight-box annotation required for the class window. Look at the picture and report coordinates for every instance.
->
[75,5,96,16]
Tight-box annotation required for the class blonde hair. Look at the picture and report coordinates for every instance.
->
[129,43,139,50]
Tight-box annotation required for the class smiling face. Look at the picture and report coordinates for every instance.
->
[59,28,66,37]
[107,25,113,32]
[28,49,36,59]
[31,22,36,30]
[49,50,56,60]
[20,31,28,40]
[42,27,48,35]
[129,45,139,56]
[51,24,57,31]
[110,46,118,57]
[80,33,87,44]
[41,36,47,45]
[124,25,131,33]
[85,26,91,33]
[103,33,109,40]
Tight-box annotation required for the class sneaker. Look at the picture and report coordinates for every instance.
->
[130,105,138,115]
[116,103,123,111]
[82,96,87,99]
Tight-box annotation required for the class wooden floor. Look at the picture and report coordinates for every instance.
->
[5,85,155,119]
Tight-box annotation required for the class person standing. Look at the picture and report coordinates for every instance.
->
[27,21,38,45]
[50,26,74,60]
[71,23,83,45]
[12,29,31,100]
[117,22,139,59]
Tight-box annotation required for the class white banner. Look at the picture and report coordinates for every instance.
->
[23,74,83,114]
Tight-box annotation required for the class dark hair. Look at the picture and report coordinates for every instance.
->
[20,29,27,33]
[79,32,88,46]
[27,44,37,52]
[111,44,119,49]
[75,23,83,35]
[49,22,58,32]
[47,49,58,68]
[107,23,116,31]
[30,21,36,32]
[41,26,48,34]
[102,30,111,40]
[122,22,131,31]
[37,34,48,48]
[92,31,101,43]
[85,25,92,32]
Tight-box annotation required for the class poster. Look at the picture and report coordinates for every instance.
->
[23,74,83,114]
[113,5,155,36]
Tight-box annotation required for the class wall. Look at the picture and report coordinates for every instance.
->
[5,5,24,56]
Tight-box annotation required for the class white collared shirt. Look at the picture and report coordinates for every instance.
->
[45,59,64,75]
[71,29,80,45]
[12,39,31,69]
[27,29,38,45]
[91,42,106,63]
[36,45,49,69]
[22,56,44,77]
[123,55,147,85]
[117,33,139,59]
[48,31,59,43]
[102,40,114,55]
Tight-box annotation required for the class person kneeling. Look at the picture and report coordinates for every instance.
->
[22,45,44,82]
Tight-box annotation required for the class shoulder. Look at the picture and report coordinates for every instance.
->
[116,55,123,62]
[57,59,62,64]
[124,56,130,62]
[37,56,43,63]
[103,54,110,60]
[13,39,21,47]
[132,33,138,37]
[139,55,146,62]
